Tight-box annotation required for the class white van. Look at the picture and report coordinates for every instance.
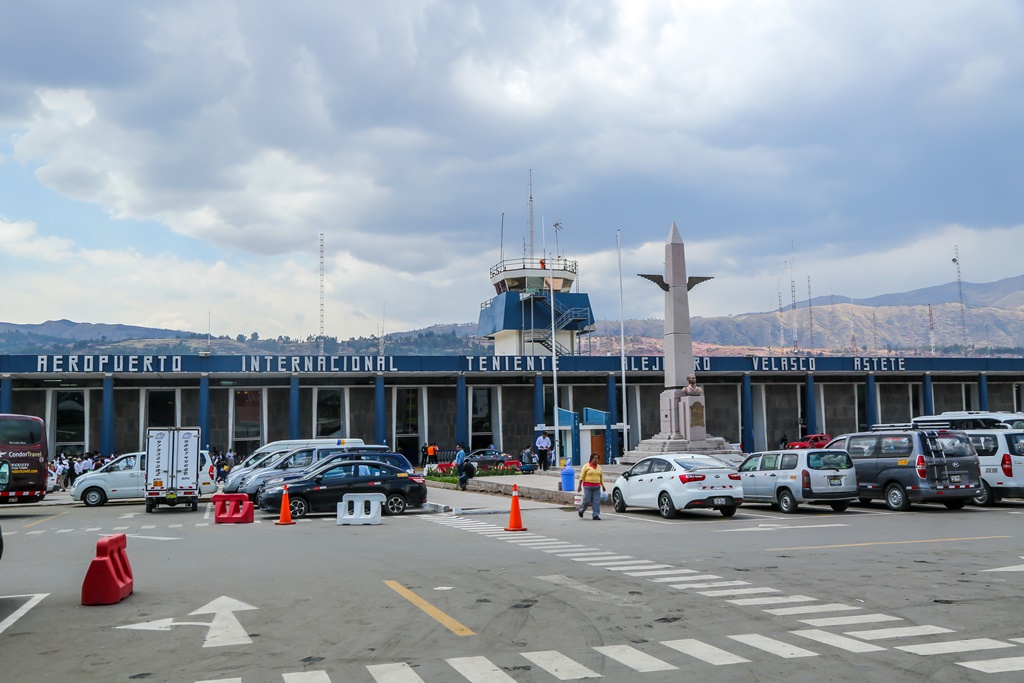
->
[913,411,1024,430]
[223,438,366,493]
[965,430,1024,505]
[72,450,217,507]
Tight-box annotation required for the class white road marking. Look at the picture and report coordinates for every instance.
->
[123,534,181,541]
[521,650,601,680]
[536,575,651,610]
[118,513,138,519]
[673,581,750,590]
[799,614,902,627]
[699,587,780,597]
[169,524,183,528]
[56,529,73,533]
[574,555,633,563]
[84,527,101,531]
[981,555,1024,572]
[282,673,332,683]
[203,503,214,520]
[593,645,677,672]
[541,546,593,553]
[0,594,49,635]
[559,553,623,560]
[715,523,849,533]
[607,564,674,572]
[661,638,750,665]
[845,625,953,641]
[195,522,209,527]
[515,541,570,547]
[552,549,609,556]
[113,526,129,530]
[896,638,1015,655]
[446,656,517,682]
[765,603,861,616]
[26,530,47,535]
[624,568,696,577]
[587,560,653,567]
[140,525,156,530]
[650,574,722,583]
[366,662,426,682]
[959,656,1024,673]
[197,679,242,683]
[729,595,816,606]
[728,633,818,658]
[791,629,887,653]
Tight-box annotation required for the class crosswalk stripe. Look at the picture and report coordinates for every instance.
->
[517,541,574,547]
[958,656,1024,673]
[729,595,816,606]
[521,650,601,680]
[844,625,953,641]
[662,638,750,665]
[607,564,674,572]
[169,524,183,528]
[896,638,1015,655]
[799,614,902,628]
[698,587,780,597]
[541,546,592,552]
[586,559,645,566]
[26,530,47,535]
[574,555,633,563]
[594,645,677,672]
[84,527,101,531]
[676,581,752,590]
[282,672,332,682]
[56,529,73,533]
[366,662,427,682]
[447,656,517,682]
[197,678,241,683]
[791,629,887,653]
[728,634,817,658]
[624,568,696,577]
[553,550,610,557]
[649,574,721,583]
[764,603,860,616]
[560,553,622,560]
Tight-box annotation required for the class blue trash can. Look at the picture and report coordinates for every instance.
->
[560,464,575,493]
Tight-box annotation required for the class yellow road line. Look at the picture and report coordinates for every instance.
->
[384,580,475,636]
[23,511,71,528]
[767,535,1011,551]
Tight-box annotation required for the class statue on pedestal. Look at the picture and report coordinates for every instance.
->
[681,374,703,396]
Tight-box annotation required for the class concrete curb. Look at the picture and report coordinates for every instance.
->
[426,479,576,505]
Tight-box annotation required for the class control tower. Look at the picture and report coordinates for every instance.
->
[477,256,595,355]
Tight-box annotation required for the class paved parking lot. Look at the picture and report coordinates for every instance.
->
[2,487,1023,682]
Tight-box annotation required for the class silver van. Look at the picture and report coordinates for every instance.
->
[223,438,365,492]
[738,449,859,513]
[239,444,390,501]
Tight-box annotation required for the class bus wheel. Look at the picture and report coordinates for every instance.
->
[83,488,107,507]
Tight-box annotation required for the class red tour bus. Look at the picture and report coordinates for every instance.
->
[0,414,48,503]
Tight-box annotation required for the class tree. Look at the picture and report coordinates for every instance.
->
[236,334,245,343]
[250,332,259,342]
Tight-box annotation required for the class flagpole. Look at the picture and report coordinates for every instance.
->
[617,230,629,460]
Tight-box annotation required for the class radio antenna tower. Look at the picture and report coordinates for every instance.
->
[807,276,815,352]
[777,287,786,353]
[928,303,935,357]
[789,245,798,351]
[953,245,968,354]
[528,170,535,258]
[319,233,325,355]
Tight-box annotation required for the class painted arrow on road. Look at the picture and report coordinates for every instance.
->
[981,556,1024,573]
[118,596,257,647]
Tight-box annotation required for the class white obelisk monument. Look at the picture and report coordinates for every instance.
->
[621,222,732,462]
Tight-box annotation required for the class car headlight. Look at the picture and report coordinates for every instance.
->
[265,486,284,495]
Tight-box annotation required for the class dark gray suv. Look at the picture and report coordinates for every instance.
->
[826,429,982,511]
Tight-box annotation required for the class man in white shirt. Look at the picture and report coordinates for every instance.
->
[535,432,552,472]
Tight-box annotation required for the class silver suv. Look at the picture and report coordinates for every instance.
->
[738,449,859,513]
[826,429,982,511]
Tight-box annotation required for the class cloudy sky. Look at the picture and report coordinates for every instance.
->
[1,1,1022,340]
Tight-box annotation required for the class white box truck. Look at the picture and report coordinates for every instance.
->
[145,427,202,512]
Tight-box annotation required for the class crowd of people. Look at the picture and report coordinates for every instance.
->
[48,452,119,491]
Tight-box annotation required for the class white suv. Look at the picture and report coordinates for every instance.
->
[965,430,1024,506]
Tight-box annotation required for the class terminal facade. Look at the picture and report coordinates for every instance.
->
[2,352,1022,462]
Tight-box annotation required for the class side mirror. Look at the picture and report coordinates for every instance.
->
[314,474,324,482]
[622,472,631,479]
[0,461,10,492]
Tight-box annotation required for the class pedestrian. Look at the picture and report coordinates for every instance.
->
[778,435,789,449]
[455,443,468,491]
[577,453,606,520]
[535,431,552,472]
[420,443,428,467]
[427,442,438,464]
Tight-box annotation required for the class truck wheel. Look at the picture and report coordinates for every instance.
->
[191,499,199,511]
[145,499,155,513]
[83,488,107,507]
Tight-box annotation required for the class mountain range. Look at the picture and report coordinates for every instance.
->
[1,275,1021,356]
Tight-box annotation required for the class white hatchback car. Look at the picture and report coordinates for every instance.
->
[612,455,744,518]
[965,430,1024,505]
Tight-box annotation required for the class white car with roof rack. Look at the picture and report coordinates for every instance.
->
[964,429,1024,506]
[912,411,1024,430]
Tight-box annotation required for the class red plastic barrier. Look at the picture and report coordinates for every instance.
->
[212,493,255,524]
[436,463,455,474]
[81,533,134,606]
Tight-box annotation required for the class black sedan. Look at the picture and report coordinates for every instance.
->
[259,460,426,519]
[466,449,513,469]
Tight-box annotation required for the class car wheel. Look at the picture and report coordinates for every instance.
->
[777,489,798,514]
[972,482,995,507]
[658,492,677,519]
[385,493,407,515]
[289,495,309,519]
[885,483,911,511]
[612,488,627,513]
[720,506,737,517]
[944,499,967,510]
[830,502,849,512]
[82,487,107,507]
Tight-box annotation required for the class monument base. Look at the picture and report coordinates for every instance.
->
[619,435,737,465]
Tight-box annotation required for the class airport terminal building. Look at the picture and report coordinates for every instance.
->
[3,351,1023,463]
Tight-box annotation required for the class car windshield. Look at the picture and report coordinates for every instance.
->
[806,450,854,470]
[935,434,975,456]
[1007,434,1024,456]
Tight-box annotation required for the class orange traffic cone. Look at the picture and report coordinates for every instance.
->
[275,484,296,526]
[504,483,527,532]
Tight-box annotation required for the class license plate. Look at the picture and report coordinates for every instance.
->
[829,476,842,486]
[165,492,177,500]
[949,475,961,483]
[713,497,728,506]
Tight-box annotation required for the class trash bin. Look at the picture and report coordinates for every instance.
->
[560,464,575,493]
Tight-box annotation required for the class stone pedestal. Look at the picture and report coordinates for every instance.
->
[620,392,734,465]
[681,395,706,442]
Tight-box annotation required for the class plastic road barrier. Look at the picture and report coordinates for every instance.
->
[82,534,134,605]
[212,493,255,524]
[337,493,387,525]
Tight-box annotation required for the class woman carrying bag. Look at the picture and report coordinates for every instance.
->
[577,454,605,520]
